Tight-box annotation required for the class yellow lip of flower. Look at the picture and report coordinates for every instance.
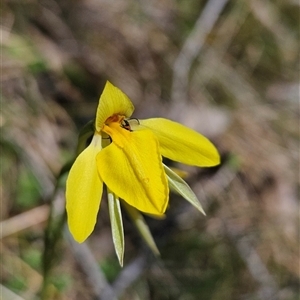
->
[66,81,220,243]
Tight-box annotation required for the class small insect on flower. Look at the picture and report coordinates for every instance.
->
[121,119,132,131]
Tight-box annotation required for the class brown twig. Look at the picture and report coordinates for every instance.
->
[64,227,116,300]
[0,205,49,239]
[171,0,229,103]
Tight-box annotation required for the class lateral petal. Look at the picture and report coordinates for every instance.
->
[107,190,124,266]
[95,81,134,131]
[139,118,220,167]
[96,129,169,216]
[66,134,103,243]
[164,164,205,215]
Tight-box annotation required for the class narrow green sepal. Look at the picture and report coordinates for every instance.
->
[108,190,125,266]
[164,164,206,215]
[76,120,95,155]
[58,121,94,188]
[123,202,160,256]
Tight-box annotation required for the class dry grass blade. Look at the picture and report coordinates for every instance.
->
[0,205,49,239]
[172,0,229,103]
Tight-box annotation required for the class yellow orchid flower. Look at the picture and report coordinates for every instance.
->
[66,81,220,246]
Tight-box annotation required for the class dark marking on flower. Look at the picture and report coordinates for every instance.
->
[121,119,132,131]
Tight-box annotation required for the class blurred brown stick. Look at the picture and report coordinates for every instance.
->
[0,205,49,239]
[172,0,229,103]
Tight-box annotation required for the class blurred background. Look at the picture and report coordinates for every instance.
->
[1,0,299,299]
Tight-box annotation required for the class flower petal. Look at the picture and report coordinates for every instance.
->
[95,81,134,131]
[164,164,206,215]
[96,129,169,215]
[66,134,103,243]
[139,118,220,167]
[108,190,124,266]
